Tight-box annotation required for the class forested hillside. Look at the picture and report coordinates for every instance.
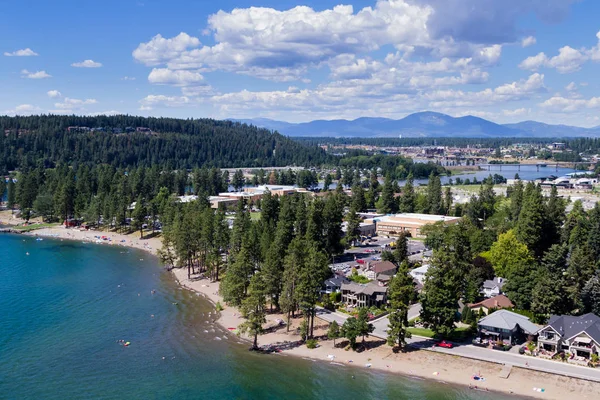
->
[0,115,330,172]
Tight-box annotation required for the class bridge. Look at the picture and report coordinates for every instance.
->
[478,162,594,172]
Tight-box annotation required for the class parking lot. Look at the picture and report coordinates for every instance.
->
[329,237,427,277]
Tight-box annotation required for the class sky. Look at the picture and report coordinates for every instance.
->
[2,0,600,126]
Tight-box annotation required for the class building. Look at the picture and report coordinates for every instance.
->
[244,185,310,197]
[537,313,600,359]
[341,282,388,308]
[481,277,506,298]
[359,260,397,280]
[477,310,539,344]
[341,221,376,238]
[409,264,430,285]
[323,276,350,294]
[208,196,238,210]
[371,213,461,237]
[468,294,514,315]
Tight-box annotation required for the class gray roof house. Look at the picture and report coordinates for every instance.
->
[341,281,387,308]
[477,310,539,344]
[481,277,506,298]
[537,313,600,359]
[323,276,350,294]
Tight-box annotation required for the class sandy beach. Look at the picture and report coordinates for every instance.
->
[15,218,600,400]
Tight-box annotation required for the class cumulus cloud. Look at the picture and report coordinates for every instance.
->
[521,36,537,47]
[133,2,511,82]
[414,0,576,44]
[565,82,577,91]
[54,97,97,109]
[540,96,600,113]
[503,108,530,117]
[47,90,62,98]
[147,68,204,86]
[520,31,600,73]
[21,69,51,79]
[71,59,103,68]
[2,104,42,115]
[122,76,136,81]
[139,95,190,110]
[4,48,38,56]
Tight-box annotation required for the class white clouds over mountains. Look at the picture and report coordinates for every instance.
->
[126,0,589,123]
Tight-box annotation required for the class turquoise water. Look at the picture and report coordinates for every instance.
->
[0,234,516,400]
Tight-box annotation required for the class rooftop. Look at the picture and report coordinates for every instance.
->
[469,294,514,310]
[545,313,600,344]
[376,213,461,224]
[478,310,539,334]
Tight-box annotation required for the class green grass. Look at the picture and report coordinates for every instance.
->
[11,223,61,231]
[250,212,261,221]
[407,327,436,338]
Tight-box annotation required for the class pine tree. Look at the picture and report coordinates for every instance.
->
[356,307,374,344]
[515,183,546,258]
[7,178,15,210]
[238,272,267,350]
[351,184,367,212]
[387,262,415,350]
[327,320,341,346]
[581,274,600,316]
[132,195,147,238]
[443,186,453,215]
[377,174,397,214]
[393,231,409,266]
[344,206,362,248]
[341,317,360,349]
[426,172,442,215]
[399,173,415,213]
[323,174,332,192]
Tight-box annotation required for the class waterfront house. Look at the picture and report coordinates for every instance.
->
[359,260,396,280]
[468,294,514,315]
[340,282,387,308]
[481,277,506,298]
[477,310,539,344]
[536,313,600,359]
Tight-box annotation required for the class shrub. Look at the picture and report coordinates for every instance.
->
[215,302,224,311]
[306,339,318,349]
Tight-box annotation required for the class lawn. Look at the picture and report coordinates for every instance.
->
[408,326,473,341]
[10,223,61,232]
[407,327,436,338]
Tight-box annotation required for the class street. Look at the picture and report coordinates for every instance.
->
[315,305,600,383]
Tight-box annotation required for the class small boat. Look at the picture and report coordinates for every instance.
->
[36,238,43,241]
[124,341,131,347]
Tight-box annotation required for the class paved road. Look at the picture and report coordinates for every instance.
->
[315,305,600,383]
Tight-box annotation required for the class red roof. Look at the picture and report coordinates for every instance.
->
[468,294,514,310]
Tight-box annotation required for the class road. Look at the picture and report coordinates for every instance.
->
[315,305,600,383]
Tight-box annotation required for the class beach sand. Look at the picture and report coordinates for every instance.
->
[21,222,600,400]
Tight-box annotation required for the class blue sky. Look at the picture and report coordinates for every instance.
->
[2,0,600,126]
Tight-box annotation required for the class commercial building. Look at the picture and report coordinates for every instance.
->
[370,213,461,237]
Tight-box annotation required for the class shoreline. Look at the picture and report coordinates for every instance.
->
[20,226,600,400]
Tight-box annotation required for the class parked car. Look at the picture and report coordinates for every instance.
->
[434,340,454,349]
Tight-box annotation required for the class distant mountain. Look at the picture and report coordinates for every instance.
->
[234,112,600,138]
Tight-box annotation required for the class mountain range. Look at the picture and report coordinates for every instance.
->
[234,112,600,138]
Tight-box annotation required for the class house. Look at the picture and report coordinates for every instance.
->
[477,310,539,344]
[468,295,514,315]
[537,313,600,359]
[409,264,430,285]
[481,277,506,298]
[323,276,350,294]
[341,281,388,308]
[359,260,396,280]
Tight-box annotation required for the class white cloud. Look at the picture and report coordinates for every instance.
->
[519,31,600,73]
[147,68,204,86]
[21,69,51,79]
[2,104,41,115]
[122,76,136,81]
[539,96,600,113]
[132,32,201,66]
[47,90,62,98]
[4,48,38,56]
[521,36,536,48]
[139,95,190,110]
[565,82,577,91]
[87,110,122,116]
[71,59,103,68]
[519,52,549,71]
[133,2,516,82]
[54,97,97,109]
[503,108,529,117]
